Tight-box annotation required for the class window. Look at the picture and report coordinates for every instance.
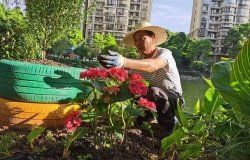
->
[105,16,115,22]
[116,8,125,15]
[107,0,116,6]
[106,24,114,30]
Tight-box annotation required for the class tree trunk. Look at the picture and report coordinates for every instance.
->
[41,50,46,60]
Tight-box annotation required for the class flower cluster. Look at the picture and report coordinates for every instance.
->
[80,67,128,82]
[80,68,149,97]
[64,110,83,132]
[128,73,148,96]
[80,67,155,108]
[138,97,156,111]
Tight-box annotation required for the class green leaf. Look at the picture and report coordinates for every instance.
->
[27,127,46,144]
[203,77,213,87]
[211,61,238,105]
[176,102,188,127]
[203,87,223,116]
[180,142,202,160]
[194,98,201,115]
[114,82,132,101]
[91,80,106,92]
[65,127,88,148]
[115,132,123,140]
[161,128,186,152]
[192,121,206,135]
[230,40,250,124]
[211,40,250,126]
[71,127,88,141]
[82,111,95,122]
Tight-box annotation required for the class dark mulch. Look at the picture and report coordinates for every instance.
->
[0,123,168,160]
[22,58,71,67]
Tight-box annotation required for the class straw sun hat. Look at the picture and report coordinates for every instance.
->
[122,21,168,48]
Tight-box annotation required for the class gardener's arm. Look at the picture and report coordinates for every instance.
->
[98,50,167,73]
[124,58,167,73]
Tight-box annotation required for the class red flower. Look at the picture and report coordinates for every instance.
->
[129,80,148,96]
[138,97,156,111]
[98,68,109,79]
[80,68,109,80]
[103,86,120,95]
[108,67,128,82]
[130,73,143,82]
[64,110,83,132]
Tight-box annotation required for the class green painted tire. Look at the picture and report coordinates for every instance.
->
[0,59,90,103]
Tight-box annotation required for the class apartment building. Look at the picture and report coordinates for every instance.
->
[189,0,250,56]
[83,0,152,45]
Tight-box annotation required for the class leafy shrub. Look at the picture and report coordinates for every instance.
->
[190,61,207,72]
[0,4,40,59]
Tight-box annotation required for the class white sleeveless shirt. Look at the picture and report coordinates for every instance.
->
[134,47,183,95]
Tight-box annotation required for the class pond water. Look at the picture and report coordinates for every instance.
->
[181,79,209,113]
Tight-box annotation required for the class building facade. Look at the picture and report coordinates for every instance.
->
[189,0,250,56]
[83,0,152,45]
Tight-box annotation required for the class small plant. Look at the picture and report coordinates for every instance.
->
[77,153,93,160]
[27,127,46,149]
[79,67,156,148]
[61,67,156,157]
[160,39,250,160]
[0,132,20,157]
[63,110,88,158]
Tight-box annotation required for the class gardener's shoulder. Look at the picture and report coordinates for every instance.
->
[157,47,172,54]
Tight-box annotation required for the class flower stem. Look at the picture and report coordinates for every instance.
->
[120,104,126,146]
[92,88,101,150]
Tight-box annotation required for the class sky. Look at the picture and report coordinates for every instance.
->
[151,0,194,33]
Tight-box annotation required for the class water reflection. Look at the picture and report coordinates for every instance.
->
[181,79,208,113]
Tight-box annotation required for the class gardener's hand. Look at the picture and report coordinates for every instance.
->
[98,50,126,68]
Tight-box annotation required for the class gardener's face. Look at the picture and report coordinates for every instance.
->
[133,30,156,55]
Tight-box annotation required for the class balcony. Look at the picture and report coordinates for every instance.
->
[129,16,139,20]
[201,17,208,21]
[106,3,116,7]
[209,20,219,24]
[222,3,237,8]
[210,12,220,16]
[221,11,236,16]
[208,28,218,32]
[130,0,140,4]
[117,4,129,8]
[95,12,103,17]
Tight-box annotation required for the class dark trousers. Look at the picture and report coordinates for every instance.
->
[137,87,181,133]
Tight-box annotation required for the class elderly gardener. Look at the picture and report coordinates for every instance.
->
[98,21,184,135]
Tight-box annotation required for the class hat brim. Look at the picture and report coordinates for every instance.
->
[122,26,168,48]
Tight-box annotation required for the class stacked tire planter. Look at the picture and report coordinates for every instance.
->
[0,59,90,127]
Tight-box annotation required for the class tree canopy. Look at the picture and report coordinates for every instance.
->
[224,23,250,57]
[0,3,39,59]
[187,39,212,61]
[25,0,94,59]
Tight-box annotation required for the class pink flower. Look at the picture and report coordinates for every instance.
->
[103,86,120,95]
[129,81,148,96]
[138,97,156,111]
[108,67,128,82]
[64,110,83,132]
[130,73,144,82]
